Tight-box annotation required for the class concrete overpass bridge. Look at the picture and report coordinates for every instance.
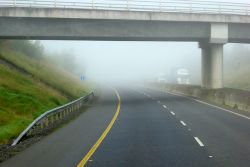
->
[1,0,250,89]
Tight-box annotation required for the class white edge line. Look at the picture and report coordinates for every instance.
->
[180,120,186,126]
[194,137,204,147]
[193,99,250,120]
[163,90,250,120]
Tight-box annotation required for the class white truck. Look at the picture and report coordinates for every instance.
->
[177,68,190,84]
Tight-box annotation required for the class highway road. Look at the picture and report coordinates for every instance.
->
[1,87,250,167]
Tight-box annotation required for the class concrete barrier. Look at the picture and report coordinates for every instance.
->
[149,83,250,113]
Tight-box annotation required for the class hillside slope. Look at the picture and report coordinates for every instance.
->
[0,41,90,144]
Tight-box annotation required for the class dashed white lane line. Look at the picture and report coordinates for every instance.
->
[163,105,167,109]
[194,137,204,147]
[157,100,161,103]
[180,120,187,126]
[170,111,175,115]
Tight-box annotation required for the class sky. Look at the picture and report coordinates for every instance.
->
[41,0,249,84]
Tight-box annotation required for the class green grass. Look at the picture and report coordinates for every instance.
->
[0,49,90,98]
[0,47,91,144]
[0,63,70,143]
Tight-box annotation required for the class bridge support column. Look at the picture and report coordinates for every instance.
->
[199,42,224,89]
[199,23,228,89]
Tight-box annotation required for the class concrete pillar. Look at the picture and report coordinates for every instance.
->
[200,43,210,88]
[199,42,223,89]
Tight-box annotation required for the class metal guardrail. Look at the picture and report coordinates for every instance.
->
[12,92,94,146]
[0,0,250,15]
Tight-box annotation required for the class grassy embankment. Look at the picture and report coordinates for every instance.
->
[0,44,90,144]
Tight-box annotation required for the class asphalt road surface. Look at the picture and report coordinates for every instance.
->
[1,87,250,167]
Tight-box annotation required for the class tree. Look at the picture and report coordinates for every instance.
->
[8,40,44,58]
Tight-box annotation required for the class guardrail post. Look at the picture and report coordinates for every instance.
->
[40,121,44,129]
[13,0,16,7]
[50,116,54,124]
[62,110,65,118]
[62,111,65,118]
[51,116,53,124]
[62,111,64,118]
[54,0,57,7]
[39,122,43,129]
[59,112,63,119]
[54,114,57,122]
[45,117,49,127]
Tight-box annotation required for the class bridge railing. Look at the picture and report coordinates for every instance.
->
[11,92,94,146]
[0,0,250,15]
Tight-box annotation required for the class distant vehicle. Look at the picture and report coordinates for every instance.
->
[157,73,167,83]
[177,68,190,84]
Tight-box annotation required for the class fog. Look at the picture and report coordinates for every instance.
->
[41,0,250,86]
[41,40,250,88]
[42,41,201,84]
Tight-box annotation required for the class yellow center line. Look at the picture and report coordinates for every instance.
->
[77,89,121,167]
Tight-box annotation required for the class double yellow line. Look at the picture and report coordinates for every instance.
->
[77,89,121,167]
